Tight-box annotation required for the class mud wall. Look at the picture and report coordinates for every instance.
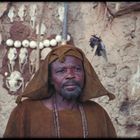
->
[0,2,140,137]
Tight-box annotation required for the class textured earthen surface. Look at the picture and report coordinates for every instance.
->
[0,2,140,137]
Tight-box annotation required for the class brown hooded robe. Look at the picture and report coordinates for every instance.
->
[3,44,117,138]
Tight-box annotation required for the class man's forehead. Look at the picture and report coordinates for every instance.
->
[51,56,83,66]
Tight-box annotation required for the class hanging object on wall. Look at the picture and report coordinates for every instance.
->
[19,48,28,73]
[36,23,46,35]
[29,4,37,29]
[29,49,37,75]
[0,2,10,18]
[0,21,32,95]
[5,71,23,92]
[0,2,73,96]
[7,6,15,23]
[18,4,25,21]
[5,70,24,94]
[6,39,14,46]
[61,2,69,45]
[14,40,22,48]
[89,35,108,61]
[22,39,30,48]
[7,47,17,73]
[10,21,30,41]
[58,4,65,22]
[40,47,52,60]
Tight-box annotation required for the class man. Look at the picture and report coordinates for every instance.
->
[3,44,117,138]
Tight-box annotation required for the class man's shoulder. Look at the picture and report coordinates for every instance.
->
[12,99,41,115]
[16,99,40,109]
[82,100,106,112]
[83,100,100,106]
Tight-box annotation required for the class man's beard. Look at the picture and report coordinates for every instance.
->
[60,80,82,100]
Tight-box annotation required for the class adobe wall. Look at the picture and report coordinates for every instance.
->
[0,2,139,137]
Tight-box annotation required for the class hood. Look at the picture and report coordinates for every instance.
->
[16,44,115,104]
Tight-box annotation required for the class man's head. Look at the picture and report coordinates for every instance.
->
[49,55,85,100]
[16,44,115,104]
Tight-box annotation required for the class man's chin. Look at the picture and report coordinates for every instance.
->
[60,88,82,100]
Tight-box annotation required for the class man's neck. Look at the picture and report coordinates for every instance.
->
[54,93,79,111]
[42,93,79,111]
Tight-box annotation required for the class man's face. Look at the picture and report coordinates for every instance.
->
[50,56,85,100]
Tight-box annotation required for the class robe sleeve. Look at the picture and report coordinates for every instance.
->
[3,104,25,138]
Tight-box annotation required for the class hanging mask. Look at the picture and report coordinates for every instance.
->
[5,70,24,93]
[19,48,28,73]
[7,48,17,72]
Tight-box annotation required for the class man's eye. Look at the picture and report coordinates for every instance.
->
[56,69,65,73]
[75,67,82,71]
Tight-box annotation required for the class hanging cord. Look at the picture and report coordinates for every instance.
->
[52,94,88,138]
[35,2,46,71]
[79,104,89,138]
[52,94,61,138]
[61,2,68,45]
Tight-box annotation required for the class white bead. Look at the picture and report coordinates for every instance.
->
[14,40,22,48]
[22,40,30,47]
[41,47,52,60]
[43,39,50,47]
[55,35,62,42]
[4,72,8,76]
[6,39,14,47]
[39,42,44,49]
[29,41,37,49]
[50,39,57,46]
[67,34,71,41]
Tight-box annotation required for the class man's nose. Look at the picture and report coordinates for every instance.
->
[66,69,75,79]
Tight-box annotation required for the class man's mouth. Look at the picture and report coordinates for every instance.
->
[63,84,77,91]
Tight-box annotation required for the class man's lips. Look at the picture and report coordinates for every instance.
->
[64,83,76,86]
[63,84,77,90]
[65,85,76,87]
